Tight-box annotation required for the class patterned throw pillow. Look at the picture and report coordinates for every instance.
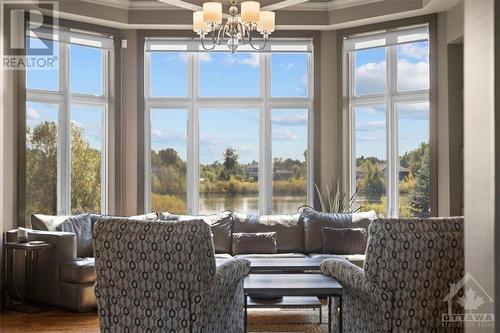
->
[232,232,277,255]
[321,227,367,255]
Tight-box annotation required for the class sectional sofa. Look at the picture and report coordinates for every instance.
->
[5,209,376,312]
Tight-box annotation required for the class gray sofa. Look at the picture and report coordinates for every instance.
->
[6,209,375,312]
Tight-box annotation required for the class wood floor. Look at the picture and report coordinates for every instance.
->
[0,307,328,333]
[0,309,99,333]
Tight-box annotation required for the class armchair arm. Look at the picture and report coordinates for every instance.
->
[6,229,77,307]
[214,258,251,286]
[205,258,250,333]
[321,258,390,304]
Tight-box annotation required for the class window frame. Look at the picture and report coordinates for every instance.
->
[346,27,430,218]
[25,30,112,215]
[144,41,314,215]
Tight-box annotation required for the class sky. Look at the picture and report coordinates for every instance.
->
[26,38,429,165]
[149,51,309,164]
[27,41,104,150]
[354,41,430,160]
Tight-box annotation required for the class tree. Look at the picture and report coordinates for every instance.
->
[25,121,58,219]
[25,121,102,217]
[221,147,239,180]
[408,144,430,217]
[357,159,385,198]
[70,123,101,213]
[159,148,181,167]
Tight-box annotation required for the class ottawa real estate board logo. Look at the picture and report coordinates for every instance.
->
[2,0,58,70]
[443,272,495,328]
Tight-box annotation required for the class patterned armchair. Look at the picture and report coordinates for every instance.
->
[321,217,464,332]
[93,218,250,333]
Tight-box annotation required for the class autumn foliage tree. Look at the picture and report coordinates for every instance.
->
[26,121,102,220]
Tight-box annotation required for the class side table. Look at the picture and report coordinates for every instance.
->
[3,241,53,312]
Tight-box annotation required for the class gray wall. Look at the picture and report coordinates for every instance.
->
[463,0,497,327]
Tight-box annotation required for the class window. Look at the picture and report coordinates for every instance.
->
[346,26,430,218]
[145,40,313,215]
[25,28,112,221]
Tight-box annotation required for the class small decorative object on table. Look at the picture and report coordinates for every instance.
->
[17,227,29,243]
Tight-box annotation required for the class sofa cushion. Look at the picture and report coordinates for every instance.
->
[232,212,304,253]
[234,253,308,259]
[31,214,75,231]
[322,227,368,255]
[60,258,96,284]
[159,211,233,253]
[56,214,93,258]
[302,210,375,253]
[32,213,93,258]
[232,232,277,255]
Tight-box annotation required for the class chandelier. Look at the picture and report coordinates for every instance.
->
[192,0,275,53]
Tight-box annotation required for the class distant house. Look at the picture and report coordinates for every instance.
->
[245,163,294,180]
[246,163,259,179]
[356,163,410,181]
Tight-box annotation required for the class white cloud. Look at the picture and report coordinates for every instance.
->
[198,53,212,62]
[272,129,298,141]
[177,53,188,63]
[357,106,385,115]
[238,53,259,68]
[151,129,186,143]
[355,61,386,95]
[398,43,428,62]
[272,113,307,126]
[398,102,429,120]
[199,133,228,146]
[355,58,428,94]
[26,107,40,121]
[356,120,385,132]
[397,59,429,91]
[222,54,238,66]
[285,63,294,71]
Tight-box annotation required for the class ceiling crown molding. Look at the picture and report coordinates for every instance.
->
[83,0,385,11]
[82,0,179,10]
[285,0,383,11]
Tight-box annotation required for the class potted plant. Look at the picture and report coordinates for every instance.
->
[299,179,360,213]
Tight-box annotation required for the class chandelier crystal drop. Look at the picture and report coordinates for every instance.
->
[193,0,275,53]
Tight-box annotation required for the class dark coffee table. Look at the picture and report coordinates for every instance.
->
[216,257,325,272]
[244,273,343,333]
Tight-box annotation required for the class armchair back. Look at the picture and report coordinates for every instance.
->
[363,217,464,330]
[93,218,216,332]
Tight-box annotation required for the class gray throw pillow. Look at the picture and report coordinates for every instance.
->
[55,214,93,258]
[232,212,304,253]
[232,232,277,255]
[321,227,367,255]
[31,213,73,231]
[302,209,374,253]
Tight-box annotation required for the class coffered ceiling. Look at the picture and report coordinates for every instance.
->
[54,0,460,30]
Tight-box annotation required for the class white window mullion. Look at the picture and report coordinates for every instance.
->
[60,42,71,215]
[387,45,399,218]
[143,51,151,212]
[188,52,199,215]
[349,106,356,197]
[260,52,271,214]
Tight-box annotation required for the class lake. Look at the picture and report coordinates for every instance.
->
[199,195,307,215]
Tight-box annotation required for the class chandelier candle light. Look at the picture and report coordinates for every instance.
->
[193,0,275,52]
